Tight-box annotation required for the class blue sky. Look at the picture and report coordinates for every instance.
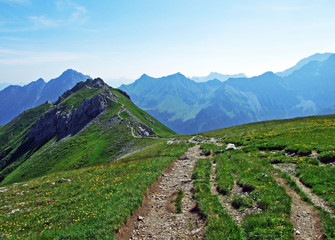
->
[1,0,335,86]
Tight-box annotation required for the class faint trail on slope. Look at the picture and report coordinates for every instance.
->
[273,164,333,215]
[275,177,324,240]
[116,145,206,240]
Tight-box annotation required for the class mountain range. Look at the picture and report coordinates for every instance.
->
[191,72,246,82]
[120,53,335,134]
[1,52,334,134]
[0,69,89,125]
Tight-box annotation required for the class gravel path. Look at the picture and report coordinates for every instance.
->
[117,145,206,240]
[275,177,324,240]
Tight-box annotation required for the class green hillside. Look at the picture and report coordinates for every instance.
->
[1,82,335,239]
[0,142,187,239]
[195,115,335,239]
[0,79,175,186]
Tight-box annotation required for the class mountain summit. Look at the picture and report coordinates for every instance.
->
[0,69,90,125]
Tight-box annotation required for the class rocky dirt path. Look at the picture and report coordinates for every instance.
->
[275,177,324,240]
[116,145,206,240]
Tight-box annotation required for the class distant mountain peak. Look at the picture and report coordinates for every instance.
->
[170,72,186,78]
[27,78,46,87]
[140,73,154,79]
[260,71,275,77]
[0,70,90,125]
[277,52,333,77]
[191,72,246,82]
[58,69,84,78]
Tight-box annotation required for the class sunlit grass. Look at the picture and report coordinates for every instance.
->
[0,143,188,239]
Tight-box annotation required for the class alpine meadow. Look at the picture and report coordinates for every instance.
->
[1,1,335,239]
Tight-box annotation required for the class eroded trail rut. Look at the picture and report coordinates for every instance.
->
[275,178,324,240]
[117,145,206,240]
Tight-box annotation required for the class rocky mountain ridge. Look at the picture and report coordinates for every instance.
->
[29,90,117,143]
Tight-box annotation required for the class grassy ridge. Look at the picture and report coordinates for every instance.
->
[58,88,103,111]
[1,88,176,186]
[115,89,175,138]
[0,143,188,239]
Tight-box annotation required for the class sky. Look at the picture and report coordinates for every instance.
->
[1,0,335,87]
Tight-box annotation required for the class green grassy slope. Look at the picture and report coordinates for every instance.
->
[202,114,335,153]
[0,86,175,186]
[0,103,53,182]
[197,114,335,239]
[0,143,187,239]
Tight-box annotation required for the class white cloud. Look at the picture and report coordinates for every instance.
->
[0,0,88,32]
[0,49,83,65]
[54,0,88,25]
[69,5,88,24]
[30,16,59,28]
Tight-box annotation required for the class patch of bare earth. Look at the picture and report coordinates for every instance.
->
[210,162,261,226]
[273,164,333,214]
[116,145,206,240]
[275,177,324,240]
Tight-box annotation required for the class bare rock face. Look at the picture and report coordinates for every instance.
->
[137,123,155,136]
[28,91,117,143]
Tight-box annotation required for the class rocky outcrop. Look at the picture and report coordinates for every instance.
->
[137,123,155,136]
[28,91,117,142]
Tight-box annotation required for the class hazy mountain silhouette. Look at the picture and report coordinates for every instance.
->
[0,69,90,125]
[276,52,332,77]
[191,72,246,82]
[121,53,335,134]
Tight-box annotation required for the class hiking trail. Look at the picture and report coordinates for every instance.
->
[116,145,206,240]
